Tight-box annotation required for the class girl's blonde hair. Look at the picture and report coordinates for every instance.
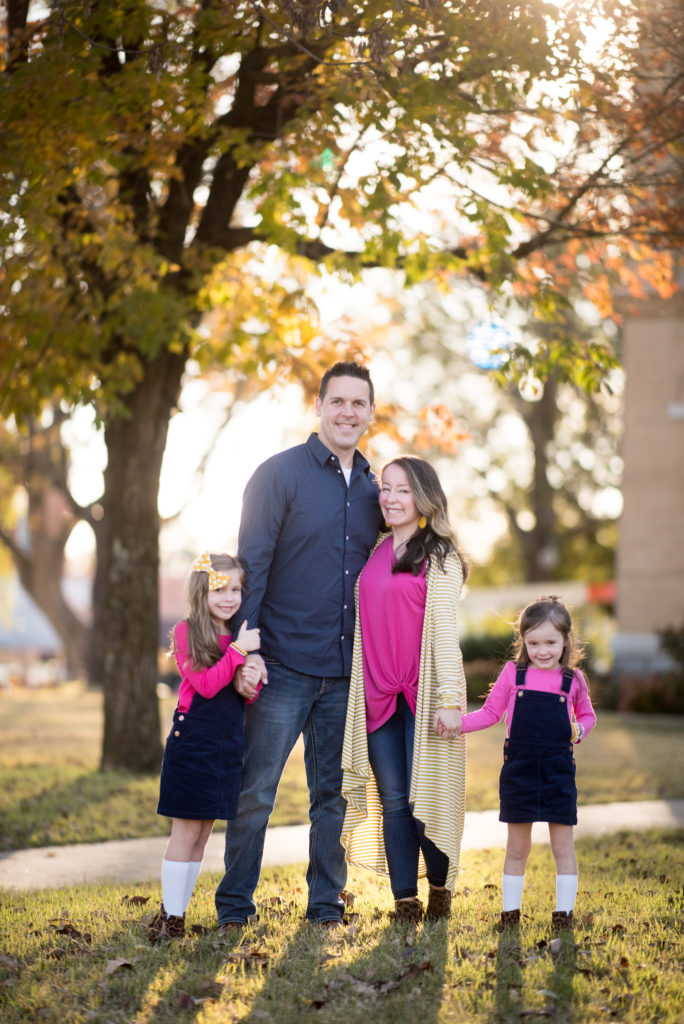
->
[172,553,245,670]
[512,594,583,669]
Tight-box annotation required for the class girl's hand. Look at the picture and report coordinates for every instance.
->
[433,708,462,740]
[233,654,264,699]
[235,619,261,652]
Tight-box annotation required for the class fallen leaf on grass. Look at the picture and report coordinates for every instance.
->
[453,946,477,962]
[178,989,223,1010]
[301,997,327,1009]
[48,919,91,942]
[176,974,227,1007]
[611,923,625,934]
[122,895,150,906]
[104,958,134,975]
[317,951,341,965]
[340,890,355,909]
[257,896,298,918]
[357,961,433,997]
[225,948,271,970]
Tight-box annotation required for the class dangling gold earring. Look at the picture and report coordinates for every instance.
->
[418,515,427,529]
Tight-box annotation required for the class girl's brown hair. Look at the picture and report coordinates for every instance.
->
[383,455,469,581]
[171,553,245,671]
[512,595,583,669]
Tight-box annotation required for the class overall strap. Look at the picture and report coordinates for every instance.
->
[560,668,574,694]
[515,665,527,688]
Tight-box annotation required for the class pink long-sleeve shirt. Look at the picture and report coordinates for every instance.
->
[359,536,427,732]
[173,620,246,713]
[461,661,596,740]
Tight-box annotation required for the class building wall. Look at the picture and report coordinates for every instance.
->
[614,289,684,671]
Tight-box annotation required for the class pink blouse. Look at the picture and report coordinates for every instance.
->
[461,661,597,740]
[173,620,246,712]
[359,536,427,733]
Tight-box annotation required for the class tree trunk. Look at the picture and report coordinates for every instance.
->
[15,543,89,678]
[97,347,186,772]
[516,375,561,582]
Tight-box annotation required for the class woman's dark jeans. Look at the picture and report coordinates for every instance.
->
[367,694,449,899]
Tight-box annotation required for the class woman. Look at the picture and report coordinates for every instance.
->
[341,455,468,924]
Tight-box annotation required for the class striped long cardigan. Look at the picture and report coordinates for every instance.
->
[340,544,467,891]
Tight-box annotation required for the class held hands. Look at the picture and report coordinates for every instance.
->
[233,653,267,700]
[235,619,261,653]
[433,707,462,740]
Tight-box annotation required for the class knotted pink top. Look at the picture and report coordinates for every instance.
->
[358,536,427,733]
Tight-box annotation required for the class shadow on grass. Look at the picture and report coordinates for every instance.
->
[247,913,450,1022]
[495,926,578,1021]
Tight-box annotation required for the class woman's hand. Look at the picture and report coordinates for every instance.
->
[433,707,462,740]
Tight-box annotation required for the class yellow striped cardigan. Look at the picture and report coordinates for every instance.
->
[340,544,467,891]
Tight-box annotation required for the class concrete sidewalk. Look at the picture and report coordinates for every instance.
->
[1,800,682,891]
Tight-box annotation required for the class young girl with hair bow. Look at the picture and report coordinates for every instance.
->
[149,551,260,942]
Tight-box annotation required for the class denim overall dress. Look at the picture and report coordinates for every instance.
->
[499,666,577,825]
[157,681,246,821]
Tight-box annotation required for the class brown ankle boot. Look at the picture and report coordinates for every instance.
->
[496,908,521,931]
[147,903,168,943]
[551,910,574,932]
[425,885,452,921]
[391,897,424,924]
[156,913,186,942]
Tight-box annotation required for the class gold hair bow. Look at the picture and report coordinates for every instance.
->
[192,551,232,591]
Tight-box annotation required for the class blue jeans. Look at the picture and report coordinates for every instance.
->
[215,662,349,924]
[367,694,449,899]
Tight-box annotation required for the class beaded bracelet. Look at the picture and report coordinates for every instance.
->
[571,721,585,744]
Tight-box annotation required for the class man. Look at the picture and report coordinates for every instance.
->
[215,361,383,928]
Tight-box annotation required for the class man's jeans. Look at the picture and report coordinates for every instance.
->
[367,694,449,899]
[215,662,349,924]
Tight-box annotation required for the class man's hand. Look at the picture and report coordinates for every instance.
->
[232,653,267,700]
[433,707,462,740]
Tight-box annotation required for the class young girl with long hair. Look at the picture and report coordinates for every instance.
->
[149,551,260,942]
[460,595,596,931]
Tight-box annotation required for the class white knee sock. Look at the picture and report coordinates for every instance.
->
[161,860,190,917]
[502,873,525,912]
[184,861,202,909]
[555,874,578,913]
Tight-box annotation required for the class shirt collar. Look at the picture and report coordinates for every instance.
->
[306,432,371,473]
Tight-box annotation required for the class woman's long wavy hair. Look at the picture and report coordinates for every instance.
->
[512,595,583,669]
[384,455,469,580]
[171,553,246,671]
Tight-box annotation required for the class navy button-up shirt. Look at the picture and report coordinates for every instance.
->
[237,433,383,677]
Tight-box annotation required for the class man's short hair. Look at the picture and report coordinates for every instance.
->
[319,362,374,406]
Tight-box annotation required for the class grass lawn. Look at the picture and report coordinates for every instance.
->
[1,830,682,1023]
[1,682,683,850]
